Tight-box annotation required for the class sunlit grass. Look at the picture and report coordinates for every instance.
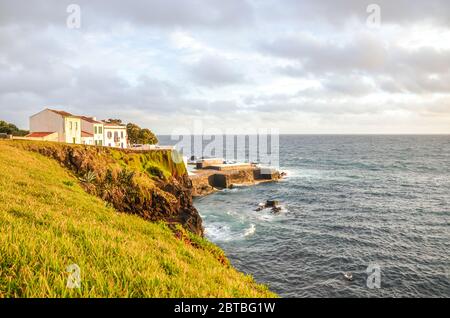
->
[0,141,276,298]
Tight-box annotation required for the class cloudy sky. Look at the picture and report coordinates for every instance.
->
[0,0,449,134]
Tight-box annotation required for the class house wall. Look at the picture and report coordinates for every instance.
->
[80,120,93,135]
[104,127,127,148]
[93,124,104,146]
[24,132,59,142]
[81,120,104,146]
[81,136,94,145]
[64,117,81,144]
[30,109,64,142]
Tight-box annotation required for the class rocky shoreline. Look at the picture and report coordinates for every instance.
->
[189,163,285,197]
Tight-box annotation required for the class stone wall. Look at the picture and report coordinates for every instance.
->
[191,167,282,197]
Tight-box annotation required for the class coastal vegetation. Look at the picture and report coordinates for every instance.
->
[126,123,159,145]
[0,141,275,297]
[0,119,28,136]
[9,140,201,235]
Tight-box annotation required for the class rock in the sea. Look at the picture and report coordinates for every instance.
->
[255,200,282,213]
[271,206,282,213]
[343,272,353,281]
[265,200,279,207]
[255,202,265,211]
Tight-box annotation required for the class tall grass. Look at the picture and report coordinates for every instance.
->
[0,142,275,298]
[7,140,202,234]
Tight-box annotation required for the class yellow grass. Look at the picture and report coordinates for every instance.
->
[0,141,276,298]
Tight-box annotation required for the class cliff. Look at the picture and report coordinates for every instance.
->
[9,140,203,235]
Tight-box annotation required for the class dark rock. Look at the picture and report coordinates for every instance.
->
[265,200,279,208]
[271,206,282,213]
[255,203,265,212]
[255,200,281,213]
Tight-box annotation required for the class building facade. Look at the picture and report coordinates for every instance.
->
[28,108,128,148]
[29,109,81,144]
[80,116,104,146]
[103,123,128,148]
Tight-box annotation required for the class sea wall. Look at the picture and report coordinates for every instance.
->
[190,172,217,196]
[190,166,283,197]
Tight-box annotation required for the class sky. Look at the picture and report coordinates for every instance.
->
[0,0,449,134]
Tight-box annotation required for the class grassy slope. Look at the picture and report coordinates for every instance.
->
[0,142,275,298]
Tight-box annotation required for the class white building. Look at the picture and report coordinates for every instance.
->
[81,131,94,145]
[103,122,128,148]
[80,116,104,146]
[29,109,81,144]
[28,108,128,148]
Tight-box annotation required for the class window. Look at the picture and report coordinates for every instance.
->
[99,126,102,134]
[69,122,72,130]
[107,131,112,139]
[75,122,78,130]
[94,126,97,134]
[114,132,119,140]
[121,131,124,138]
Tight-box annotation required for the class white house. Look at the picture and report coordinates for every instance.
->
[103,122,128,148]
[81,131,94,145]
[80,116,104,146]
[28,108,128,148]
[29,109,81,144]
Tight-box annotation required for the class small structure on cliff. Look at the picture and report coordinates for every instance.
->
[189,158,284,196]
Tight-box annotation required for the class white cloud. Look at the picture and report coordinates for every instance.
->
[0,0,449,133]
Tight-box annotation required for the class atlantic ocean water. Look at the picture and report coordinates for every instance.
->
[160,135,450,297]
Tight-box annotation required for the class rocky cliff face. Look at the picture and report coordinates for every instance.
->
[13,141,204,236]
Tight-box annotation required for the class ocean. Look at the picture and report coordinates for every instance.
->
[159,135,450,297]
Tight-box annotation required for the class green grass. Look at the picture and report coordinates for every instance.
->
[109,147,186,180]
[0,142,276,298]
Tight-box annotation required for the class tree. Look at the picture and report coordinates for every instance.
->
[126,123,158,145]
[139,128,158,145]
[126,123,141,144]
[0,120,29,136]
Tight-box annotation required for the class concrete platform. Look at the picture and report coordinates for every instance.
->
[189,164,283,196]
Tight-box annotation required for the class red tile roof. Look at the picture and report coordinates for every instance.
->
[26,132,55,138]
[102,122,126,128]
[81,131,94,137]
[48,109,81,118]
[80,116,102,124]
